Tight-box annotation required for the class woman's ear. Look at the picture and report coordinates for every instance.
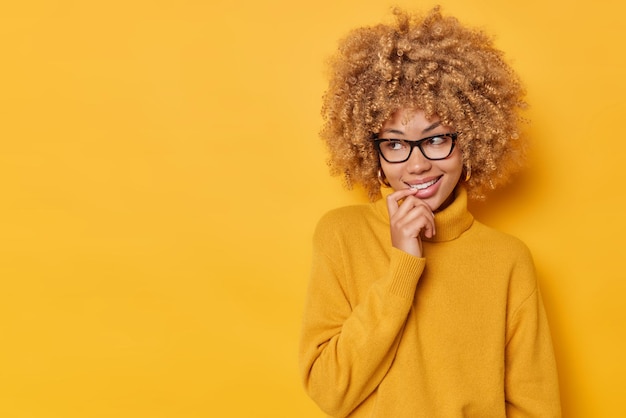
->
[377,167,391,188]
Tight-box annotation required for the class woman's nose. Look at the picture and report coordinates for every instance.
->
[406,147,432,173]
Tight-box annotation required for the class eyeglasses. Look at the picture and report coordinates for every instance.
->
[373,133,457,163]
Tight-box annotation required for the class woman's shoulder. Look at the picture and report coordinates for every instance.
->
[471,220,534,258]
[318,202,375,222]
[316,203,377,229]
[313,202,383,240]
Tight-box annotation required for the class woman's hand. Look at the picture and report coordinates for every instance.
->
[386,189,436,258]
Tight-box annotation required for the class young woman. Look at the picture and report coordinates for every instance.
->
[299,7,561,418]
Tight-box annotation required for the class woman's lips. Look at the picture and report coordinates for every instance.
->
[408,177,439,191]
[406,176,442,199]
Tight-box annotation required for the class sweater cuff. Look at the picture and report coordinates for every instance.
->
[387,247,425,299]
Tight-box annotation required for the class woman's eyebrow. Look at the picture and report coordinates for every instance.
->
[380,128,405,135]
[381,121,441,135]
[422,121,442,133]
[381,121,442,136]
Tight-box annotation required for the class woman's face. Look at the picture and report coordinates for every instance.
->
[378,108,463,212]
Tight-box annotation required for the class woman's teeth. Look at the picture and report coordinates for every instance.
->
[409,178,438,190]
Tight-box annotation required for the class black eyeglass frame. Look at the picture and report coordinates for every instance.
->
[372,132,458,163]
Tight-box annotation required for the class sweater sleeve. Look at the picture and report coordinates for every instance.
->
[299,217,424,417]
[504,248,561,417]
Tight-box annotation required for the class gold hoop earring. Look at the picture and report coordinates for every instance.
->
[377,168,391,188]
[464,163,472,182]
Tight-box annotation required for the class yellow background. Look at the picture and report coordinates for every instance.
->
[1,0,625,416]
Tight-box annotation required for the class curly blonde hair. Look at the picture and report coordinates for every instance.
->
[320,6,527,201]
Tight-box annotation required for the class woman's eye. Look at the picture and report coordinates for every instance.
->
[387,140,405,150]
[427,136,447,146]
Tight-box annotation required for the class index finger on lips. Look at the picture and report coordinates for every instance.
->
[397,197,436,237]
[386,188,417,217]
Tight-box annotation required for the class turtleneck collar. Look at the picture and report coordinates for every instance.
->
[373,186,474,242]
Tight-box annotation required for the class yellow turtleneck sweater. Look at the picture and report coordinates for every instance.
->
[299,187,560,417]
